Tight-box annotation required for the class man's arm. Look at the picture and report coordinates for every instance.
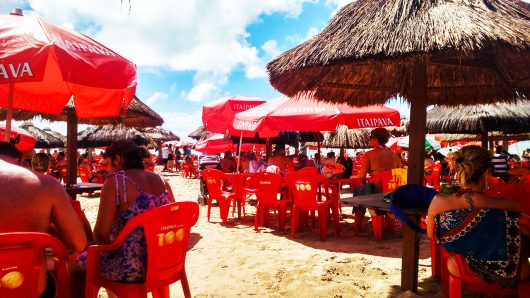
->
[49,180,87,252]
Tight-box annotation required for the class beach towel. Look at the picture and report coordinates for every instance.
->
[388,185,438,233]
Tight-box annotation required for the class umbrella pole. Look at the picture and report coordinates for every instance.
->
[316,132,321,166]
[4,83,14,142]
[66,109,78,191]
[401,57,428,293]
[237,131,243,173]
[481,131,489,149]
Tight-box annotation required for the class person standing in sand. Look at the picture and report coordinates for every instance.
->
[0,141,87,297]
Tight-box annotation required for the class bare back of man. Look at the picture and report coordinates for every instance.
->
[0,159,87,295]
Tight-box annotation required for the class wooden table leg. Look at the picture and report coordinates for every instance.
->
[401,215,421,292]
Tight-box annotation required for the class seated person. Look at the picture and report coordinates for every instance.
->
[428,145,529,287]
[139,146,155,171]
[76,140,175,295]
[321,152,345,179]
[0,142,87,297]
[267,145,293,175]
[220,150,237,173]
[336,152,353,178]
[78,155,102,183]
[32,152,50,174]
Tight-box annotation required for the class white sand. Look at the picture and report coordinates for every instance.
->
[78,170,443,298]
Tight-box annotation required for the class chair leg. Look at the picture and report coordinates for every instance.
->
[448,274,462,298]
[318,207,327,241]
[431,239,440,278]
[278,206,285,232]
[372,215,383,240]
[151,286,170,298]
[384,215,395,233]
[85,285,99,298]
[291,206,297,239]
[254,203,260,232]
[219,199,231,222]
[354,208,366,235]
[207,199,212,222]
[180,271,192,298]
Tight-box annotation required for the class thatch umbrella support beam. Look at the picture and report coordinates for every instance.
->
[66,109,78,192]
[481,131,489,149]
[402,57,428,292]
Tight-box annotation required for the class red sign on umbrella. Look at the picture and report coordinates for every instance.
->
[233,95,400,133]
[0,13,137,118]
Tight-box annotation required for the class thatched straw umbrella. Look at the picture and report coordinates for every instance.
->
[188,126,215,141]
[0,96,163,128]
[140,127,180,143]
[19,121,64,148]
[427,102,530,146]
[77,125,149,148]
[0,96,162,184]
[42,128,67,144]
[267,0,530,291]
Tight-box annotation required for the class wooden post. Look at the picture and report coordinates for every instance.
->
[66,109,78,195]
[481,131,489,149]
[4,83,14,142]
[402,56,428,292]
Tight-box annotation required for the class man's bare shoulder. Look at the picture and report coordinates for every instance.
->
[0,161,66,197]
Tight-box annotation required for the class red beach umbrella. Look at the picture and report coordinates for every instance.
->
[202,96,275,137]
[0,11,137,140]
[0,123,35,151]
[233,95,400,134]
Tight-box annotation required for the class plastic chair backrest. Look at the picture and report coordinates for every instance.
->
[520,174,530,185]
[200,169,227,197]
[286,171,327,207]
[0,232,69,298]
[88,202,199,293]
[297,167,319,174]
[78,167,90,182]
[249,172,284,204]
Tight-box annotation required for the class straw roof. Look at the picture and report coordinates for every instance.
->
[19,121,64,148]
[42,128,66,144]
[188,126,215,141]
[139,127,180,142]
[77,125,149,148]
[436,132,530,142]
[0,96,163,128]
[267,0,530,106]
[427,101,530,134]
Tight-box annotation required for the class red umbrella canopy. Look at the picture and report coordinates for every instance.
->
[194,133,262,155]
[233,95,400,134]
[202,96,271,137]
[0,13,137,118]
[0,123,36,151]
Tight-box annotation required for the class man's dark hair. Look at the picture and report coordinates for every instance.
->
[0,141,22,160]
[495,145,503,154]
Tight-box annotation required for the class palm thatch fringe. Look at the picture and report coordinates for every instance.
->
[140,127,180,142]
[42,128,66,144]
[188,126,215,141]
[427,102,530,134]
[0,97,163,128]
[77,125,149,148]
[267,0,530,106]
[436,132,530,142]
[19,121,64,148]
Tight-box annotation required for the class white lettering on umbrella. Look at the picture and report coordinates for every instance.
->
[231,103,262,111]
[356,117,395,128]
[0,62,34,79]
[281,107,327,113]
[54,38,117,57]
[234,120,259,131]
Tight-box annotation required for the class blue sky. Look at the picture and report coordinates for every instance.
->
[1,0,410,140]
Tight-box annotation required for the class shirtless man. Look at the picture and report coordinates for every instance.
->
[0,142,87,296]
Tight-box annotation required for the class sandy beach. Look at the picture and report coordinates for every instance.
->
[78,170,442,298]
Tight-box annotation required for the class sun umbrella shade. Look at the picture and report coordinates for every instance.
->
[0,123,35,151]
[233,95,400,133]
[427,102,530,134]
[194,133,261,154]
[19,122,64,148]
[140,127,179,143]
[77,124,148,148]
[202,96,269,137]
[0,13,137,117]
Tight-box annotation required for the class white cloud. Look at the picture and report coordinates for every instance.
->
[159,110,203,141]
[145,92,168,105]
[261,40,282,58]
[21,0,314,102]
[286,26,322,44]
[185,83,219,102]
[326,0,354,13]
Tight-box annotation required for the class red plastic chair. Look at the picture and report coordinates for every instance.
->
[354,170,397,240]
[85,202,199,298]
[78,167,104,183]
[200,169,238,223]
[0,232,70,298]
[249,172,291,232]
[182,163,192,178]
[286,171,340,241]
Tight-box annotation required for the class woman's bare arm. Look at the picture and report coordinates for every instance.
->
[93,179,117,244]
